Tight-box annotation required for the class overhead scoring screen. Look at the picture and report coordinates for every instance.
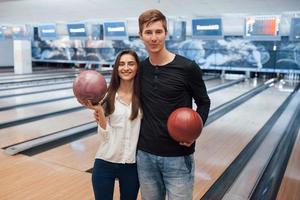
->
[192,18,223,39]
[289,17,300,41]
[38,24,57,40]
[245,16,280,40]
[67,23,87,39]
[12,25,31,40]
[103,21,128,40]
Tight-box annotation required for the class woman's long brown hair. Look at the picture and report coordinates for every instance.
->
[101,50,140,120]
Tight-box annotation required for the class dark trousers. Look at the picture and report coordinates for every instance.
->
[92,159,139,200]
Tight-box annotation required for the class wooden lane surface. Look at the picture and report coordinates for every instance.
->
[0,74,75,84]
[276,128,300,200]
[0,98,80,123]
[221,85,299,200]
[33,135,144,200]
[34,133,100,172]
[30,80,250,172]
[193,85,292,199]
[0,89,73,108]
[0,150,94,200]
[193,78,252,110]
[0,82,73,96]
[0,109,94,148]
[0,71,76,80]
[204,78,228,88]
[33,133,140,200]
[208,79,261,110]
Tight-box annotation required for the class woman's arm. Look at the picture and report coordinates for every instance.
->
[78,100,107,130]
[93,105,106,130]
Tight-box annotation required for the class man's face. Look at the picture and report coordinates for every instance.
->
[140,21,167,54]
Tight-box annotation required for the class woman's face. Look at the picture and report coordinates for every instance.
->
[118,54,138,82]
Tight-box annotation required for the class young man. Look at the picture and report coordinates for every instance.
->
[137,9,211,200]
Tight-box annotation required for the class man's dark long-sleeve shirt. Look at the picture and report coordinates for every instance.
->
[138,54,211,156]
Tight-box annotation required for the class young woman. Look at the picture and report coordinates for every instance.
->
[81,50,141,200]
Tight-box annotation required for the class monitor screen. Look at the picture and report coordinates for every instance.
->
[12,25,31,40]
[103,21,128,40]
[244,16,280,41]
[289,17,300,41]
[38,24,57,40]
[192,18,223,39]
[67,23,87,39]
[0,27,4,40]
[172,21,186,41]
[91,24,104,40]
[1,26,12,39]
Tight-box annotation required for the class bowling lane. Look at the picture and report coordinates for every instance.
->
[276,128,300,200]
[0,88,74,109]
[0,109,94,148]
[30,78,252,172]
[0,76,111,97]
[192,78,260,110]
[204,77,231,89]
[221,88,300,200]
[192,83,294,199]
[0,98,80,125]
[0,75,74,86]
[0,150,94,200]
[208,78,263,110]
[0,71,77,80]
[34,133,100,172]
[0,82,73,97]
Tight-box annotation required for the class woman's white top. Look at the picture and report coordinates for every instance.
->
[95,93,142,164]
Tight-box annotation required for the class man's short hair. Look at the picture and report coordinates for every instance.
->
[138,9,167,34]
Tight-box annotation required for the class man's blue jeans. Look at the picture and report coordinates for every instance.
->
[136,150,195,200]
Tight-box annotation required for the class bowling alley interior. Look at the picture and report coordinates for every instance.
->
[0,0,300,199]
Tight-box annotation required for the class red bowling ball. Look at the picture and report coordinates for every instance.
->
[167,107,203,143]
[73,70,107,105]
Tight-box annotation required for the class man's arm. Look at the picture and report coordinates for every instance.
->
[187,61,211,124]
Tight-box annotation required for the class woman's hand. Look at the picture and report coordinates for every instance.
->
[93,104,106,130]
[77,99,95,109]
[79,100,107,129]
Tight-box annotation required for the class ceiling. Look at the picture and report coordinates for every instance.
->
[0,0,299,24]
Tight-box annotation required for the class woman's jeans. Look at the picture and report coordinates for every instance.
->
[136,150,195,200]
[92,159,139,200]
